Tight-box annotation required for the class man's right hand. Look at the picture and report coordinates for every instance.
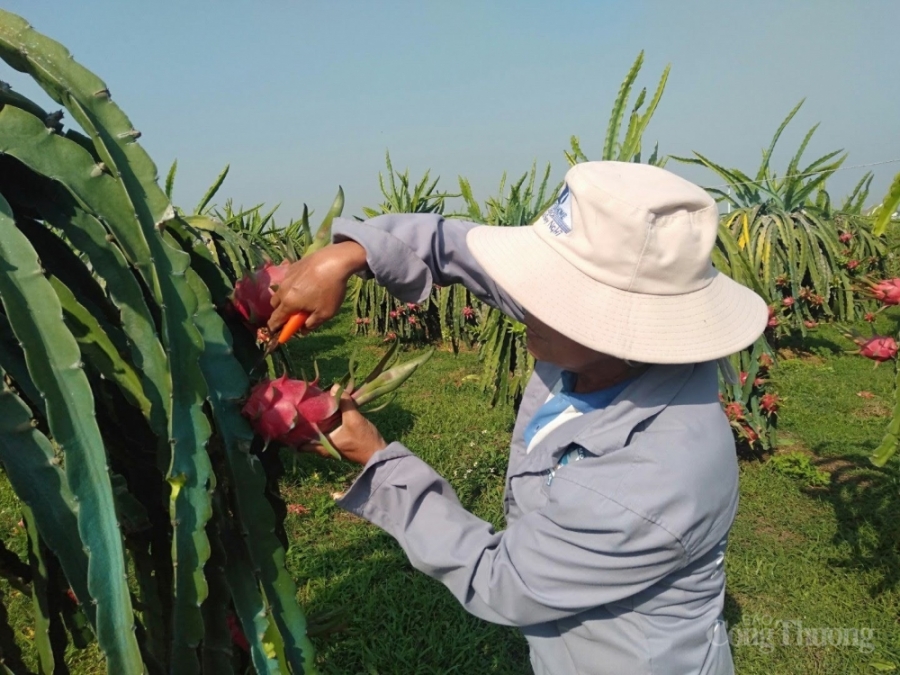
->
[267,240,369,334]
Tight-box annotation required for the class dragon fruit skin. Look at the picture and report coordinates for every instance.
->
[242,375,339,447]
[871,278,900,306]
[858,336,899,363]
[231,261,292,328]
[242,345,435,457]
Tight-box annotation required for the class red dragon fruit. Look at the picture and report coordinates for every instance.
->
[856,336,899,363]
[242,344,434,456]
[868,278,900,306]
[231,260,292,328]
[724,402,744,421]
[242,375,340,447]
[760,393,780,415]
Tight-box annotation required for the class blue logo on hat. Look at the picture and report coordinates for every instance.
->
[542,183,572,236]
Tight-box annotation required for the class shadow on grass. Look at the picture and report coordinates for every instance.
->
[723,591,744,632]
[775,332,846,356]
[806,449,900,596]
[297,533,531,675]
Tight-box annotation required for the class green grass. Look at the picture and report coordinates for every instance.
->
[1,309,900,673]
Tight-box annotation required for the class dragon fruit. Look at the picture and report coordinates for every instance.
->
[242,375,340,447]
[242,343,435,456]
[760,393,780,415]
[857,336,898,363]
[231,260,292,328]
[869,278,900,306]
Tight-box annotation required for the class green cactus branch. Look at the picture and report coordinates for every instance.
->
[0,365,93,629]
[0,192,141,671]
[183,265,318,674]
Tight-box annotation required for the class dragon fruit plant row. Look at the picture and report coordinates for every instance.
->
[0,10,431,674]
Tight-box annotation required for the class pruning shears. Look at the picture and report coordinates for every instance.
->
[251,311,311,375]
[263,311,310,357]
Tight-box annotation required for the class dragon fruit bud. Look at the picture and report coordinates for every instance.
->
[838,232,852,244]
[865,312,876,323]
[847,259,860,271]
[782,296,794,307]
[462,306,475,320]
[870,278,900,306]
[231,261,292,328]
[858,336,898,363]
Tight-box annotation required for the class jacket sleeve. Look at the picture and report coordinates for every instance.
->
[331,214,525,321]
[335,443,687,627]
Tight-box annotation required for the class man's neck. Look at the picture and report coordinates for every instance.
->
[571,360,647,393]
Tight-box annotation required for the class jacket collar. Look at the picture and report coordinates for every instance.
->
[511,362,699,476]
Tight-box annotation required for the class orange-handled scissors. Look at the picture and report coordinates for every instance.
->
[263,311,310,357]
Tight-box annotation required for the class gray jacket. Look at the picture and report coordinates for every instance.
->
[332,214,737,675]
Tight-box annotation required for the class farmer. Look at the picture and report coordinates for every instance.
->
[268,161,768,675]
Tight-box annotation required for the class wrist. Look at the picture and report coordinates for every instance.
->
[327,240,368,281]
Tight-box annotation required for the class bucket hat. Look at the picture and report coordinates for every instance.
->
[466,161,768,364]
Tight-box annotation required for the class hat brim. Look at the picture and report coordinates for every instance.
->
[466,224,768,364]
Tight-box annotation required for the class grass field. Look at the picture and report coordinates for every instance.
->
[1,308,899,673]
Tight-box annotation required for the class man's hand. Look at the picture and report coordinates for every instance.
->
[268,241,369,333]
[302,392,388,465]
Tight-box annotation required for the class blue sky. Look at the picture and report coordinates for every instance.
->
[3,1,899,221]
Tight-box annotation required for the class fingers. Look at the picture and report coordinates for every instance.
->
[267,303,289,333]
[297,441,335,459]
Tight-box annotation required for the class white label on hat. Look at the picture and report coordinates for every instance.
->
[541,183,572,236]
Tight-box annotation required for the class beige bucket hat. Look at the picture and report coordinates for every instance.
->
[466,161,768,364]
